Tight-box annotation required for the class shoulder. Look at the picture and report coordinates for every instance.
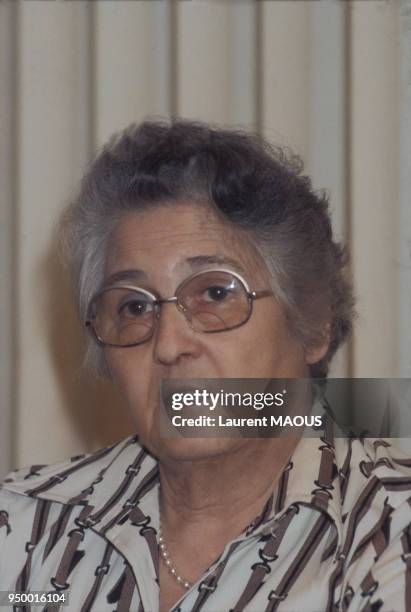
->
[335,437,411,556]
[338,436,411,505]
[335,436,411,524]
[333,439,411,610]
[0,434,158,592]
[0,433,147,509]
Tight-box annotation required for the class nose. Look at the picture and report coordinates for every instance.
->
[152,300,201,366]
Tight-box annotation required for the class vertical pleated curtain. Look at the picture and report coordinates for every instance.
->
[0,0,410,477]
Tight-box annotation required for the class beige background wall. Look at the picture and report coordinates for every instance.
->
[1,0,410,478]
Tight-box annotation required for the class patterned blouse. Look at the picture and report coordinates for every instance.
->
[1,419,411,612]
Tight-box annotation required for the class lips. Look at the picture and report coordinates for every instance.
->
[160,380,199,411]
[159,379,221,417]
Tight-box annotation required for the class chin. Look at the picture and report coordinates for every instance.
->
[153,436,244,463]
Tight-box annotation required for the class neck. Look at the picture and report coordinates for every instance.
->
[158,437,299,538]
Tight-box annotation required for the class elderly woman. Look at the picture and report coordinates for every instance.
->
[1,120,410,612]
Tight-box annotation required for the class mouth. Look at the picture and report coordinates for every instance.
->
[160,379,201,408]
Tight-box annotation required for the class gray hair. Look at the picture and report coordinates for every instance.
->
[58,119,356,379]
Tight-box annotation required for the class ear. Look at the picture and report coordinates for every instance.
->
[304,323,331,365]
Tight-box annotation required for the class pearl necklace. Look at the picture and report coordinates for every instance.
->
[158,522,192,590]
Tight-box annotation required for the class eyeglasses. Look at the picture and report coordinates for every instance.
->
[85,268,273,348]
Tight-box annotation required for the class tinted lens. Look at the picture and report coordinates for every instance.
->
[89,287,155,346]
[178,271,250,331]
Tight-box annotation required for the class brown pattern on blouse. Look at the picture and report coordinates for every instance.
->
[1,418,411,611]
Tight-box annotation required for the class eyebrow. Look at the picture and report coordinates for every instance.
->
[104,254,245,287]
[184,254,245,272]
[104,269,148,286]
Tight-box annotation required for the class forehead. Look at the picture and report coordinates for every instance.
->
[104,203,261,281]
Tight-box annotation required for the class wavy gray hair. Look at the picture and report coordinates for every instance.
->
[58,119,355,379]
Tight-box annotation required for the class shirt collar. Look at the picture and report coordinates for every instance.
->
[1,416,345,544]
[239,414,344,544]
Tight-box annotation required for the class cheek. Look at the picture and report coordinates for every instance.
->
[105,351,161,445]
[229,303,306,376]
[105,349,151,406]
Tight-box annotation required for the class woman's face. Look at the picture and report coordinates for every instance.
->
[103,203,328,462]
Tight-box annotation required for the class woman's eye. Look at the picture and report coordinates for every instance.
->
[119,299,152,317]
[203,286,230,302]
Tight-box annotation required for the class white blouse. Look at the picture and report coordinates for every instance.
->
[1,422,411,611]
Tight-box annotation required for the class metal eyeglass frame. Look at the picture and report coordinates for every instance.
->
[85,267,273,348]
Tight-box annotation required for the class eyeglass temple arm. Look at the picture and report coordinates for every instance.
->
[249,289,273,300]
